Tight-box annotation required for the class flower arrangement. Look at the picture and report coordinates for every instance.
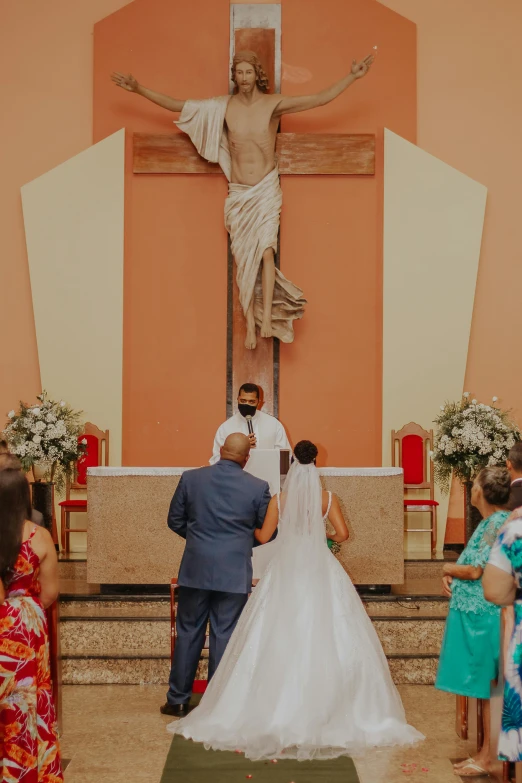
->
[431,393,520,494]
[2,392,86,491]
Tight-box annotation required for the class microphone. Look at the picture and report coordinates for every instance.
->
[245,415,254,436]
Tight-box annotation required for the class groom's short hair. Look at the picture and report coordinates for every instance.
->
[238,383,259,399]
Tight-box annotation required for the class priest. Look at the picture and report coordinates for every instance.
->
[210,383,291,465]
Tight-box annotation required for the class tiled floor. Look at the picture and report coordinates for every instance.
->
[60,684,499,783]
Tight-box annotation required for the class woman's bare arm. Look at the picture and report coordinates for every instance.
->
[442,563,483,581]
[31,527,59,608]
[255,495,279,544]
[483,564,517,605]
[326,494,349,543]
[111,72,185,113]
[0,578,5,605]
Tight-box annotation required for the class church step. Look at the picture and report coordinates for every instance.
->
[61,652,439,686]
[403,559,449,580]
[58,559,87,580]
[59,616,445,658]
[60,598,170,619]
[59,594,448,619]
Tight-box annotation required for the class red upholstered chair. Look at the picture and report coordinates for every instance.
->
[391,422,438,555]
[59,422,109,553]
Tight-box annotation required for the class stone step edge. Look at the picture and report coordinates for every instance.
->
[59,614,446,623]
[62,652,440,661]
[59,593,448,603]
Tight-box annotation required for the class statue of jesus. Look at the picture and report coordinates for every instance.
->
[112,50,374,349]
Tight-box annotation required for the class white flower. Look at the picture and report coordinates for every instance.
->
[440,406,444,411]
[463,392,470,397]
[31,407,41,416]
[7,410,15,418]
[32,435,42,444]
[60,401,66,407]
[81,438,87,445]
[492,396,498,402]
[472,399,477,404]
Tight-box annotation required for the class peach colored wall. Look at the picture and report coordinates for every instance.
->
[3,1,522,514]
[92,0,415,468]
[279,0,416,466]
[379,0,522,540]
[93,0,230,467]
[0,0,131,421]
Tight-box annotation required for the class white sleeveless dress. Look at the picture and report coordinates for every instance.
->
[168,486,423,760]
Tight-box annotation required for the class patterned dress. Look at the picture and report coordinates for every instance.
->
[488,511,522,761]
[435,510,510,699]
[0,529,63,782]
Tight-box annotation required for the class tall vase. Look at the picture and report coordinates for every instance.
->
[32,462,48,482]
[31,481,54,535]
[463,480,483,543]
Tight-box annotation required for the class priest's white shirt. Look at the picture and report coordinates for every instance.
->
[210,410,291,465]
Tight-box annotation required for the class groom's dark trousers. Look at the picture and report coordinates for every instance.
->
[166,458,271,706]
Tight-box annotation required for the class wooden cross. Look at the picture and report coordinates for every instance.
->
[131,6,375,417]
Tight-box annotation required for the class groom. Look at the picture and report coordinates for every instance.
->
[161,433,272,716]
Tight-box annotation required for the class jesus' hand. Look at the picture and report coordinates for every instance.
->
[351,53,375,80]
[111,72,139,92]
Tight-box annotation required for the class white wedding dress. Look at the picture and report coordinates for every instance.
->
[168,461,424,761]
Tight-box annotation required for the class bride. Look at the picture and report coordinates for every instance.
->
[168,440,424,760]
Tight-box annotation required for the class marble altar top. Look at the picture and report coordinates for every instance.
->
[87,466,403,477]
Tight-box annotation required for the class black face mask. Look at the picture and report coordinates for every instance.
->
[238,403,257,418]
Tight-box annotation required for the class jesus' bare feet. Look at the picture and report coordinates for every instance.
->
[245,304,257,350]
[260,313,272,339]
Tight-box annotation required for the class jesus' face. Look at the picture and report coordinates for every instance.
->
[234,61,257,95]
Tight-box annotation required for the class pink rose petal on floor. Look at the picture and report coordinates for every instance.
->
[422,768,429,773]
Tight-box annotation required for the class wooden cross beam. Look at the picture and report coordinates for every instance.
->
[133,132,375,176]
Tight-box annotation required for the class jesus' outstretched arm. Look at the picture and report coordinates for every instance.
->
[273,52,375,117]
[111,72,185,113]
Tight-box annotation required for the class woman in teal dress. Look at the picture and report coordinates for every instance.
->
[436,466,511,777]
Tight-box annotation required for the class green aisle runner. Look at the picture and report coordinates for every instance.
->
[160,735,360,783]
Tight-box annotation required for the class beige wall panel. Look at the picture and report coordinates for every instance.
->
[21,130,125,467]
[382,129,487,555]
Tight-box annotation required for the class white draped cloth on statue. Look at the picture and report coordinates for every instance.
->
[167,461,424,761]
[176,98,306,343]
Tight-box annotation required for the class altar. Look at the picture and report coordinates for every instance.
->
[86,466,404,586]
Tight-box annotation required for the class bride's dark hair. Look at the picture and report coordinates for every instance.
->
[293,440,318,465]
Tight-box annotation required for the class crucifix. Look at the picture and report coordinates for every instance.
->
[112,4,375,417]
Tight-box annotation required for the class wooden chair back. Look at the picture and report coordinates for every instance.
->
[66,422,109,497]
[391,422,435,497]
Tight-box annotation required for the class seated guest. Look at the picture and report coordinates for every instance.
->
[210,382,290,464]
[483,507,522,765]
[0,450,44,526]
[0,468,63,781]
[506,441,522,511]
[436,466,511,778]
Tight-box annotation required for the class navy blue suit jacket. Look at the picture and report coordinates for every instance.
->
[167,459,272,594]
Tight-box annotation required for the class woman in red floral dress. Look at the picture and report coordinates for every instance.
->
[0,467,63,782]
